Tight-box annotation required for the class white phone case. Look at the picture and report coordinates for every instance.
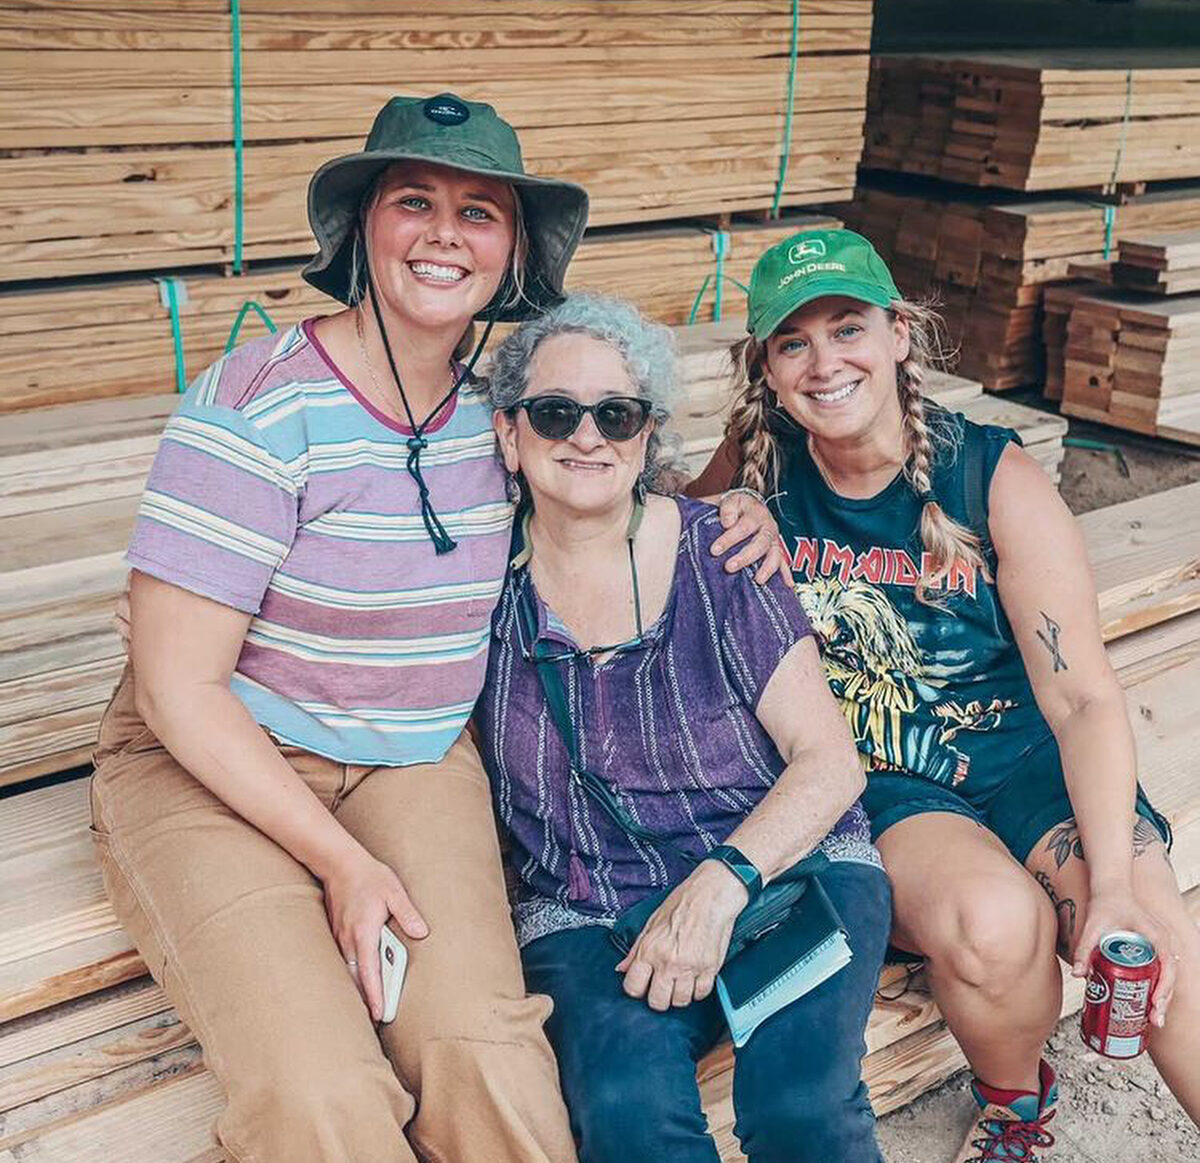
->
[379,925,408,1024]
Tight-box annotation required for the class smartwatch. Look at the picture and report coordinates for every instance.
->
[705,844,763,902]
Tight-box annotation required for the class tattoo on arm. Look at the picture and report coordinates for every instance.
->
[1045,821,1085,870]
[1034,870,1077,954]
[1132,816,1163,859]
[1035,611,1069,672]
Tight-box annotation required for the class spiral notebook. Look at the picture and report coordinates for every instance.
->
[715,875,851,1047]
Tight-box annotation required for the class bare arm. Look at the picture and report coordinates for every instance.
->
[619,636,863,1009]
[990,445,1176,1007]
[129,570,427,1020]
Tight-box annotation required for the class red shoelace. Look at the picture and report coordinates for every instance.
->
[972,1108,1056,1161]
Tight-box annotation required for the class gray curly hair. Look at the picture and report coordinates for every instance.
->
[486,292,680,488]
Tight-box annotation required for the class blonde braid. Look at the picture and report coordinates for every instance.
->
[726,336,779,495]
[894,309,989,606]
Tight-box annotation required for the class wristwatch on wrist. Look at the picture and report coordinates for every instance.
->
[705,844,763,902]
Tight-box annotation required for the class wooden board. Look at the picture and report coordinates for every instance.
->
[863,50,1200,193]
[0,2,873,280]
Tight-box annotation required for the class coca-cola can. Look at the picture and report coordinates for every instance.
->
[1081,931,1160,1059]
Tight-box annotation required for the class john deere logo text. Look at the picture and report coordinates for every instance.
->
[789,239,827,263]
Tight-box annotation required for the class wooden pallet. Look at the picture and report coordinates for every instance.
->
[863,50,1200,193]
[3,616,1197,1160]
[0,1,872,281]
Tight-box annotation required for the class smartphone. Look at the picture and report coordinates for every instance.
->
[379,924,408,1024]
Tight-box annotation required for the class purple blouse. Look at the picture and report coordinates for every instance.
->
[476,496,880,948]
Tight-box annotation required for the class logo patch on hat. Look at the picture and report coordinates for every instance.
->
[423,96,470,126]
[788,238,827,263]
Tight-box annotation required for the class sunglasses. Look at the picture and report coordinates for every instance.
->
[509,395,653,442]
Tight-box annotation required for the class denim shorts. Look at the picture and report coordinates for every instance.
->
[860,733,1171,867]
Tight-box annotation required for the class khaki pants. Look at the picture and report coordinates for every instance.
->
[90,669,576,1163]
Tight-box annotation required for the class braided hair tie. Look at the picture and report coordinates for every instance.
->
[916,489,937,508]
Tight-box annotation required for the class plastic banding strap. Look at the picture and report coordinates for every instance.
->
[686,231,749,325]
[225,300,279,354]
[156,277,188,394]
[230,0,246,273]
[1103,204,1116,261]
[1106,68,1134,195]
[770,0,801,218]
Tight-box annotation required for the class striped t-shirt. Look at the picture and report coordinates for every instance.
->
[126,319,512,766]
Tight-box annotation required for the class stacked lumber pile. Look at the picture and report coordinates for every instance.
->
[0,212,837,414]
[3,481,1198,1160]
[0,0,872,281]
[1113,230,1200,296]
[1042,280,1109,401]
[863,50,1200,191]
[843,179,1200,391]
[1060,291,1200,446]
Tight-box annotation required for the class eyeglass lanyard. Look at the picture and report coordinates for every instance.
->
[517,496,689,857]
[365,274,495,555]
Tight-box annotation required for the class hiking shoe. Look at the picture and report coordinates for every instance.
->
[951,1058,1058,1162]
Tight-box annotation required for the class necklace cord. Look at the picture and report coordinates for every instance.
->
[364,274,479,554]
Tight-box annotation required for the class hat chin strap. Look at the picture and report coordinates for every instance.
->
[363,266,496,555]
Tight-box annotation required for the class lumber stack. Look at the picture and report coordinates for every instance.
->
[1113,230,1200,296]
[1042,280,1108,401]
[0,0,872,281]
[0,212,837,414]
[3,487,1199,1159]
[842,179,1200,391]
[863,50,1200,192]
[1060,291,1200,446]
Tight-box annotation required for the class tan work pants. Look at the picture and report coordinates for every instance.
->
[90,669,576,1163]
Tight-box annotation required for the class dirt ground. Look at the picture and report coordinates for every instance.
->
[877,1012,1199,1162]
[878,404,1200,1161]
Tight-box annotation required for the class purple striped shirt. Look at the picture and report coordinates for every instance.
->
[477,496,880,947]
[126,320,511,766]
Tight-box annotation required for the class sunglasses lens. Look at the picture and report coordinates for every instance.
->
[526,397,581,440]
[595,400,650,441]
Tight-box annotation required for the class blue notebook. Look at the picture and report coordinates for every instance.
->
[715,875,851,1047]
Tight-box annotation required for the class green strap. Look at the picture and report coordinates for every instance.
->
[687,231,749,324]
[770,0,801,218]
[225,299,279,353]
[1103,203,1116,261]
[156,277,189,393]
[230,0,246,273]
[1106,68,1134,195]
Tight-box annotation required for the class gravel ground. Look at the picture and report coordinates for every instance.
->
[878,411,1200,1161]
[877,1012,1199,1162]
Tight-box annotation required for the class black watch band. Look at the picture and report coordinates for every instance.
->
[705,844,763,902]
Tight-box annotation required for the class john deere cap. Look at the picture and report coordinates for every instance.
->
[747,228,902,338]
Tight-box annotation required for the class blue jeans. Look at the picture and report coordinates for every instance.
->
[521,861,891,1163]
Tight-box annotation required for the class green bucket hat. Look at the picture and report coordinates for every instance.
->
[303,93,589,321]
[747,228,902,339]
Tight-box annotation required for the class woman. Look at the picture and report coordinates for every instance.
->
[97,95,783,1162]
[90,93,593,1163]
[478,294,892,1163]
[691,227,1200,1162]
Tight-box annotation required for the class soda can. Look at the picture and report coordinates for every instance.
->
[1081,931,1160,1060]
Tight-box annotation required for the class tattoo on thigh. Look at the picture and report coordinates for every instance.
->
[1034,870,1077,950]
[1132,817,1162,858]
[1045,822,1085,869]
[1036,612,1069,673]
